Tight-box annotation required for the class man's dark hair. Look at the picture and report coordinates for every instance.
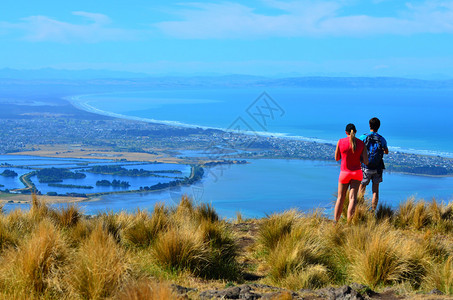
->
[369,117,381,131]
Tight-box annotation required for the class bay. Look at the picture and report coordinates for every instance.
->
[74,87,453,157]
[65,88,453,218]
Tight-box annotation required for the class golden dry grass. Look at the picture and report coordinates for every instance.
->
[116,278,181,300]
[64,225,131,299]
[256,198,453,294]
[0,219,68,297]
[0,195,450,299]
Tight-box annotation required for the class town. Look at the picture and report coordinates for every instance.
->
[0,113,452,177]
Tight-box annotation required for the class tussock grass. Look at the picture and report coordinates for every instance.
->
[424,256,453,295]
[99,211,132,243]
[0,195,451,298]
[173,195,195,224]
[195,202,219,223]
[123,207,168,248]
[257,210,298,252]
[198,219,239,280]
[394,198,453,233]
[236,211,244,223]
[348,227,402,287]
[0,217,18,251]
[258,211,333,289]
[30,193,51,221]
[52,203,82,228]
[376,203,394,221]
[336,190,372,223]
[281,264,330,290]
[152,226,209,275]
[152,197,239,280]
[116,278,179,300]
[65,225,131,299]
[4,208,35,236]
[256,197,453,295]
[0,220,68,296]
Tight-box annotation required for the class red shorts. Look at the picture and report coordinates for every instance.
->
[339,170,363,184]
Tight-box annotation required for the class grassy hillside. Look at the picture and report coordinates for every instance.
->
[0,195,451,299]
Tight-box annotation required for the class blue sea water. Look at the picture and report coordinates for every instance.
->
[22,87,451,218]
[73,87,453,157]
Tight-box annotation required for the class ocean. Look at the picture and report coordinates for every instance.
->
[65,87,453,218]
[71,87,453,157]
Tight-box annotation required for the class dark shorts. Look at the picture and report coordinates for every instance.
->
[361,168,383,186]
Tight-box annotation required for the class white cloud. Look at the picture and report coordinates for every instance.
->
[155,0,453,38]
[0,11,136,43]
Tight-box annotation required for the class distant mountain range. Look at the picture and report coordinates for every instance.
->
[0,68,453,89]
[0,68,151,80]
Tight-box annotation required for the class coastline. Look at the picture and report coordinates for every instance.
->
[67,93,453,159]
[2,94,451,180]
[66,94,339,146]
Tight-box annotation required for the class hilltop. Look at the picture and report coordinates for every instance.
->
[0,195,451,299]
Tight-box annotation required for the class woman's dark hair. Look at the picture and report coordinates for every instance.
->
[369,117,381,131]
[345,123,357,152]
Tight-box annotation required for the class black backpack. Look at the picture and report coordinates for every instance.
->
[363,133,385,170]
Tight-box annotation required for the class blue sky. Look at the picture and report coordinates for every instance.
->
[1,0,453,78]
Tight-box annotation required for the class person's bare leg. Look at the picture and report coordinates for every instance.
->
[335,182,349,222]
[371,182,380,210]
[348,180,361,222]
[358,183,366,199]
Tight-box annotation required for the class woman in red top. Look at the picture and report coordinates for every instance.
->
[334,123,368,222]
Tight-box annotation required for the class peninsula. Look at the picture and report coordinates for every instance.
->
[0,75,453,203]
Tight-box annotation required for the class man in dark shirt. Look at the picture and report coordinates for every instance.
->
[359,117,388,210]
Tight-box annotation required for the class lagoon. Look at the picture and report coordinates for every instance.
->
[0,154,191,195]
[2,155,452,218]
[7,159,449,219]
